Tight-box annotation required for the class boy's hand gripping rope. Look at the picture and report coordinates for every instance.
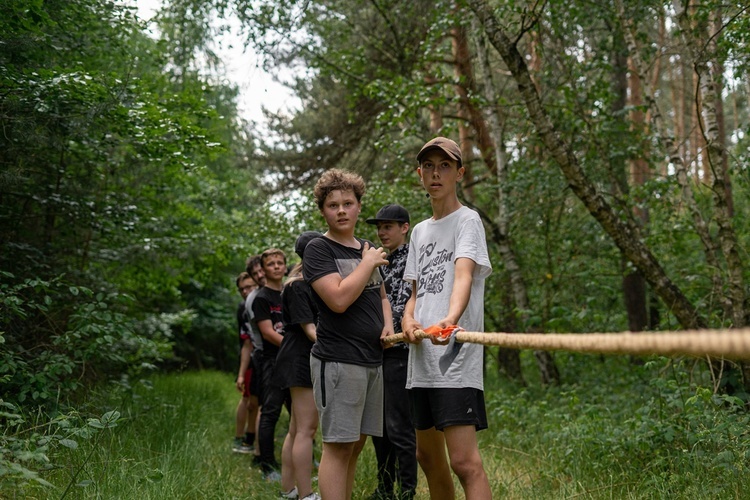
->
[386,324,461,343]
[422,324,463,341]
[385,324,465,373]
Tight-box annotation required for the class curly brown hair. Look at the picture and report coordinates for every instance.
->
[313,169,366,209]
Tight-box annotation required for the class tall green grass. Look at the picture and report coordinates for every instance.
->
[480,352,750,499]
[6,355,750,499]
[7,372,293,499]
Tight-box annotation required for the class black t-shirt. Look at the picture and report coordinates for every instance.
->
[303,236,384,366]
[279,278,317,360]
[251,286,284,359]
[276,278,317,382]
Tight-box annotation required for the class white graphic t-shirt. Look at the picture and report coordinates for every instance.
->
[403,206,491,390]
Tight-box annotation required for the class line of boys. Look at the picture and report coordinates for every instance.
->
[234,136,493,500]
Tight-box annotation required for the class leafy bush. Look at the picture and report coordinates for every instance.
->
[0,398,121,495]
[0,272,173,409]
[485,354,750,497]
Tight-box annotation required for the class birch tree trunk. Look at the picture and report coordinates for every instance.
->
[692,70,704,181]
[467,0,706,330]
[711,9,732,217]
[670,54,686,174]
[674,0,746,328]
[616,0,729,319]
[472,17,559,385]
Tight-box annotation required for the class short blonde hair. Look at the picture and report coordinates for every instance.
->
[260,248,287,268]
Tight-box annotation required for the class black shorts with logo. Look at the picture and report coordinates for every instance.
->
[408,387,487,431]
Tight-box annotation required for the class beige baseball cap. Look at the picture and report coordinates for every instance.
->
[416,137,462,165]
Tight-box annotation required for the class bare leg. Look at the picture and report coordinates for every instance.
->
[415,427,455,500]
[280,413,296,493]
[345,435,367,499]
[247,395,259,436]
[318,440,359,500]
[235,397,249,438]
[290,387,318,497]
[444,425,491,500]
[253,408,261,458]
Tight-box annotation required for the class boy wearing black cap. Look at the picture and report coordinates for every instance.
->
[402,137,493,499]
[365,204,417,500]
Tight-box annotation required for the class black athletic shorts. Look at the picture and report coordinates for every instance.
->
[408,387,487,431]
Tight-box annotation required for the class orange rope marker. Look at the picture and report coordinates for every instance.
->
[421,324,462,341]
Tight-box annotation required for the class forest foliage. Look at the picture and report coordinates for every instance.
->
[1,0,750,493]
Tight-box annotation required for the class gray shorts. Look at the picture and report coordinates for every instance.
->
[310,355,383,443]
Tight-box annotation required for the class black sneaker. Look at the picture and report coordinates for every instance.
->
[398,490,416,500]
[366,490,392,500]
[232,437,254,454]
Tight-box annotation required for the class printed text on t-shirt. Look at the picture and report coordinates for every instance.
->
[417,242,453,297]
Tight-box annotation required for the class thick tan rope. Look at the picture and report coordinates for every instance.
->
[383,328,750,359]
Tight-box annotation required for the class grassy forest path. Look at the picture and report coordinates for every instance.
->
[125,371,523,499]
[41,370,521,499]
[26,362,750,499]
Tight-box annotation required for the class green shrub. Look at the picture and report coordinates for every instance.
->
[0,399,120,495]
[0,272,173,409]
[485,354,750,497]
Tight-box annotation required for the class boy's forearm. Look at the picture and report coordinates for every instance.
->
[381,285,393,335]
[258,320,284,347]
[444,258,475,325]
[237,342,252,378]
[444,296,469,325]
[301,322,317,342]
[261,329,284,347]
[401,283,419,333]
[382,300,393,331]
[337,261,375,304]
[314,261,376,313]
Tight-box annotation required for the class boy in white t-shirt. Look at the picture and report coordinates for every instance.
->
[402,137,493,500]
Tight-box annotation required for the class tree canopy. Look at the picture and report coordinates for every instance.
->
[3,0,750,493]
[225,0,750,382]
[3,0,750,414]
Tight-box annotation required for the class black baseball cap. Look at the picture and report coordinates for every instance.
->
[295,231,323,259]
[365,204,410,225]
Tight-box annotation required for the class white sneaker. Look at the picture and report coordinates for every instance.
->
[279,486,298,499]
[301,493,321,500]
